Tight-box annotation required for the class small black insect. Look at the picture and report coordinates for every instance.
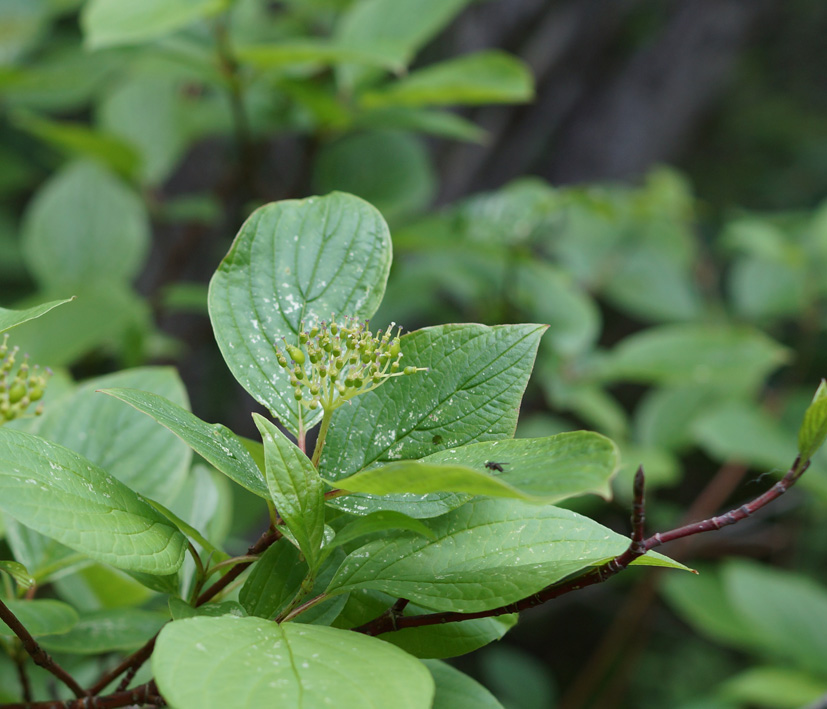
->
[484,461,507,472]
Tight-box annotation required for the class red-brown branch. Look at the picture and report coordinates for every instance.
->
[0,598,87,698]
[354,457,809,636]
[2,681,162,709]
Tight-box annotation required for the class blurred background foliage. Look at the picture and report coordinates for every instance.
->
[1,0,826,707]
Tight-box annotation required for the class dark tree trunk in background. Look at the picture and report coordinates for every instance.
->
[436,0,773,201]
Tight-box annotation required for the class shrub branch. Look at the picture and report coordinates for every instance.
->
[0,598,86,698]
[354,456,810,636]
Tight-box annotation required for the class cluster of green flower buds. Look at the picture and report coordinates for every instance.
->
[275,317,426,412]
[0,335,51,423]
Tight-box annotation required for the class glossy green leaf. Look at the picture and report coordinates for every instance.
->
[82,0,224,49]
[1,515,90,585]
[21,161,150,291]
[599,324,789,394]
[39,608,168,654]
[239,538,306,620]
[253,414,325,570]
[0,599,77,637]
[420,432,618,503]
[328,498,686,612]
[167,465,233,553]
[322,323,546,517]
[362,51,533,108]
[34,368,192,503]
[0,297,74,335]
[208,193,392,436]
[382,611,516,659]
[237,40,403,72]
[169,598,246,621]
[153,617,435,708]
[798,380,827,462]
[424,660,504,709]
[0,429,187,574]
[0,560,34,591]
[101,387,268,498]
[10,109,140,177]
[333,461,536,500]
[330,511,436,549]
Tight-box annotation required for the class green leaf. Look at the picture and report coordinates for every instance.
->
[6,285,149,367]
[719,666,827,709]
[239,538,306,620]
[420,432,618,503]
[237,40,404,72]
[1,515,90,585]
[334,0,475,88]
[0,428,187,575]
[98,72,190,186]
[330,511,436,550]
[208,193,392,436]
[478,645,556,709]
[34,368,192,503]
[333,461,537,501]
[101,387,268,499]
[599,324,789,394]
[321,323,546,518]
[10,109,140,178]
[327,498,685,613]
[81,0,225,49]
[724,560,827,677]
[0,297,74,335]
[513,262,600,357]
[798,380,827,461]
[0,560,34,591]
[153,617,435,708]
[253,414,325,570]
[169,598,246,620]
[691,401,794,471]
[660,563,767,652]
[39,608,168,654]
[354,108,486,143]
[424,660,504,709]
[362,51,533,108]
[0,599,77,637]
[729,257,808,320]
[313,131,435,221]
[21,161,150,291]
[54,563,154,611]
[382,612,516,659]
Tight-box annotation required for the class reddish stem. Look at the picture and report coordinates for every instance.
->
[0,598,87,698]
[354,457,809,637]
